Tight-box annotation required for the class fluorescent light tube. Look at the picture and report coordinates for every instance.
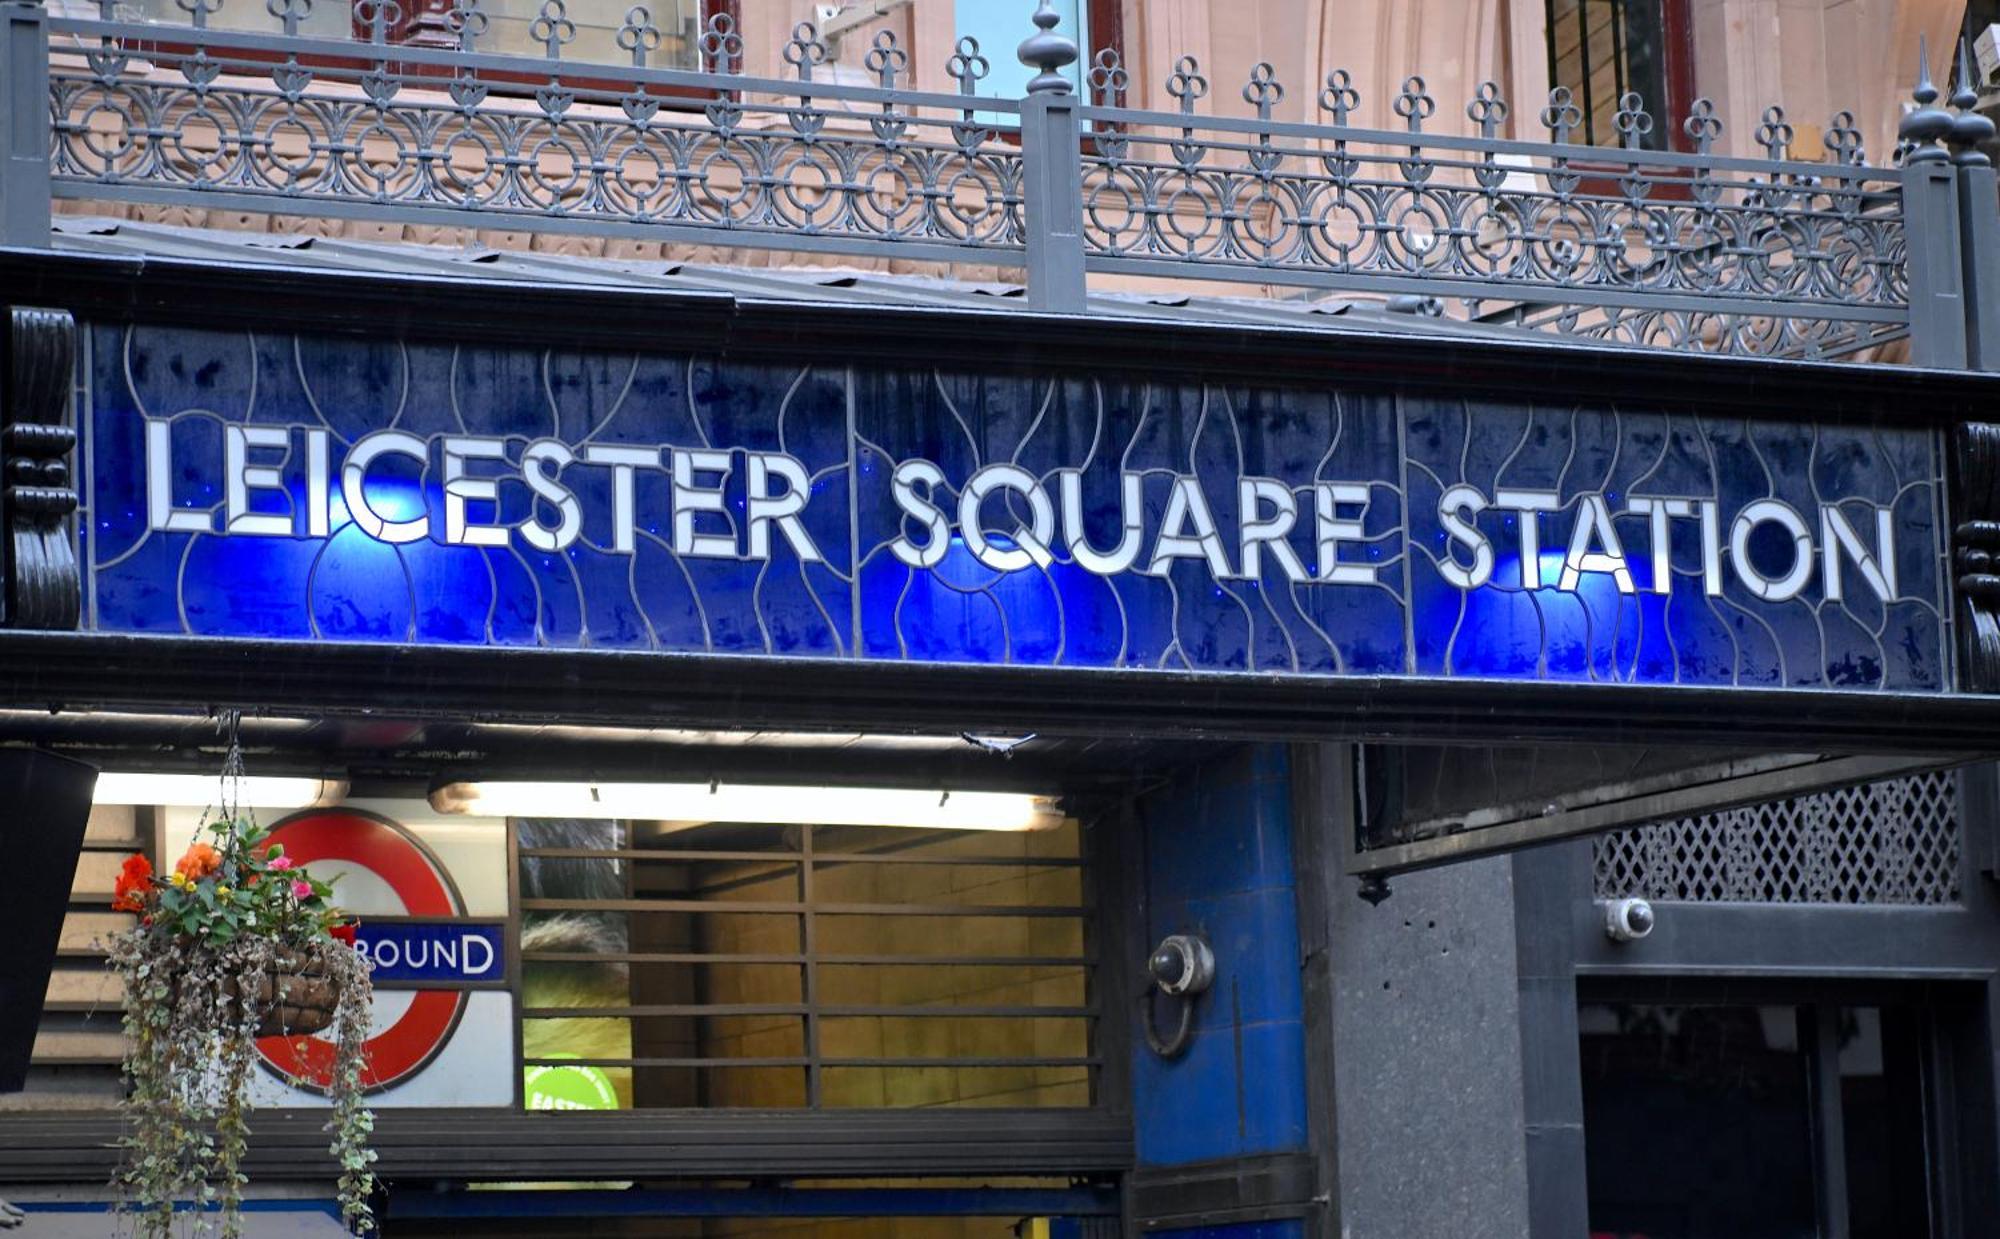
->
[428,781,1063,832]
[93,772,349,808]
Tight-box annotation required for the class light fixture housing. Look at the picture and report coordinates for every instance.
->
[92,772,350,809]
[427,780,1064,832]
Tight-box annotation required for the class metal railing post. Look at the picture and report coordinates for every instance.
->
[1949,37,2000,372]
[1900,39,1968,370]
[0,0,48,249]
[1017,0,1086,313]
[1954,165,2000,371]
[1904,161,1970,368]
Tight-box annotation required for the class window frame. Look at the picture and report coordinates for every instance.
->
[1543,0,1695,153]
[122,0,743,110]
[366,0,735,55]
[948,0,1127,142]
[368,0,743,103]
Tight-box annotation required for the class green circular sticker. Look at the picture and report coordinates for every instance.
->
[524,1055,620,1112]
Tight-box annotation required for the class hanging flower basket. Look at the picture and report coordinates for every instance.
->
[107,753,378,1237]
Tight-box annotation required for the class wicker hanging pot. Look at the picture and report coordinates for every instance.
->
[234,953,340,1039]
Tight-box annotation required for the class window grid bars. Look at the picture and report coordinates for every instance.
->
[517,821,1099,1109]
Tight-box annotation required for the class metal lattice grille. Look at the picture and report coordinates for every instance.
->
[1592,772,1961,904]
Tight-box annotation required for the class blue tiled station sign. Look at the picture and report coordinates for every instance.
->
[80,324,1948,691]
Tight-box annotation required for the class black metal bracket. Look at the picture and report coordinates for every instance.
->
[1954,421,2000,690]
[1127,1151,1317,1232]
[2,306,77,630]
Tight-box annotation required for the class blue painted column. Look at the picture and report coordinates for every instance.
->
[1130,745,1310,1237]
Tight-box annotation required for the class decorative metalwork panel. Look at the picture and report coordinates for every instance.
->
[1076,66,1906,321]
[48,13,1025,258]
[79,322,1950,691]
[33,1,1943,359]
[1473,300,1911,363]
[1593,770,1961,904]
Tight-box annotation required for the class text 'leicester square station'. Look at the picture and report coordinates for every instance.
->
[6,0,2000,1236]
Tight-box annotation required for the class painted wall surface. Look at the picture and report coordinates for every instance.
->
[85,324,1947,692]
[1132,746,1309,1168]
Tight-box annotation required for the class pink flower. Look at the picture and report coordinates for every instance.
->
[291,879,312,899]
[265,856,294,872]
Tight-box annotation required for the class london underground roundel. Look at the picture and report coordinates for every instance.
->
[254,808,466,1092]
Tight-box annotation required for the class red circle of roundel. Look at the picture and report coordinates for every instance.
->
[253,809,465,1092]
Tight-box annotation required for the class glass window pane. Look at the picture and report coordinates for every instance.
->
[1546,0,1670,148]
[1580,1002,1817,1239]
[104,0,703,66]
[956,0,1086,97]
[483,0,700,65]
[109,0,351,37]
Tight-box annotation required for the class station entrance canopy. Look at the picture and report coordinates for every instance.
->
[2,247,1997,874]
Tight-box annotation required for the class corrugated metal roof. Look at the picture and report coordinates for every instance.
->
[48,215,1552,345]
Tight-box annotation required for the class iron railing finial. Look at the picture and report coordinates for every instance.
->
[1900,34,1953,163]
[1948,33,1994,167]
[1018,0,1077,95]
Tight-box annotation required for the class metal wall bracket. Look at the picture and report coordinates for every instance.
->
[2,307,78,630]
[1127,1152,1317,1232]
[1954,421,2000,690]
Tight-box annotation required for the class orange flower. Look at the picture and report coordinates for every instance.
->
[112,853,153,914]
[174,842,221,881]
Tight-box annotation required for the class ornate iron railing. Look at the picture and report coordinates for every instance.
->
[45,8,1027,263]
[7,0,1999,364]
[1074,62,1910,359]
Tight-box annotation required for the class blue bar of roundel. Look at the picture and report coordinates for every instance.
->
[353,922,504,983]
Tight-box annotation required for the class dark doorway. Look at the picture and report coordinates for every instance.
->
[1579,990,1955,1239]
